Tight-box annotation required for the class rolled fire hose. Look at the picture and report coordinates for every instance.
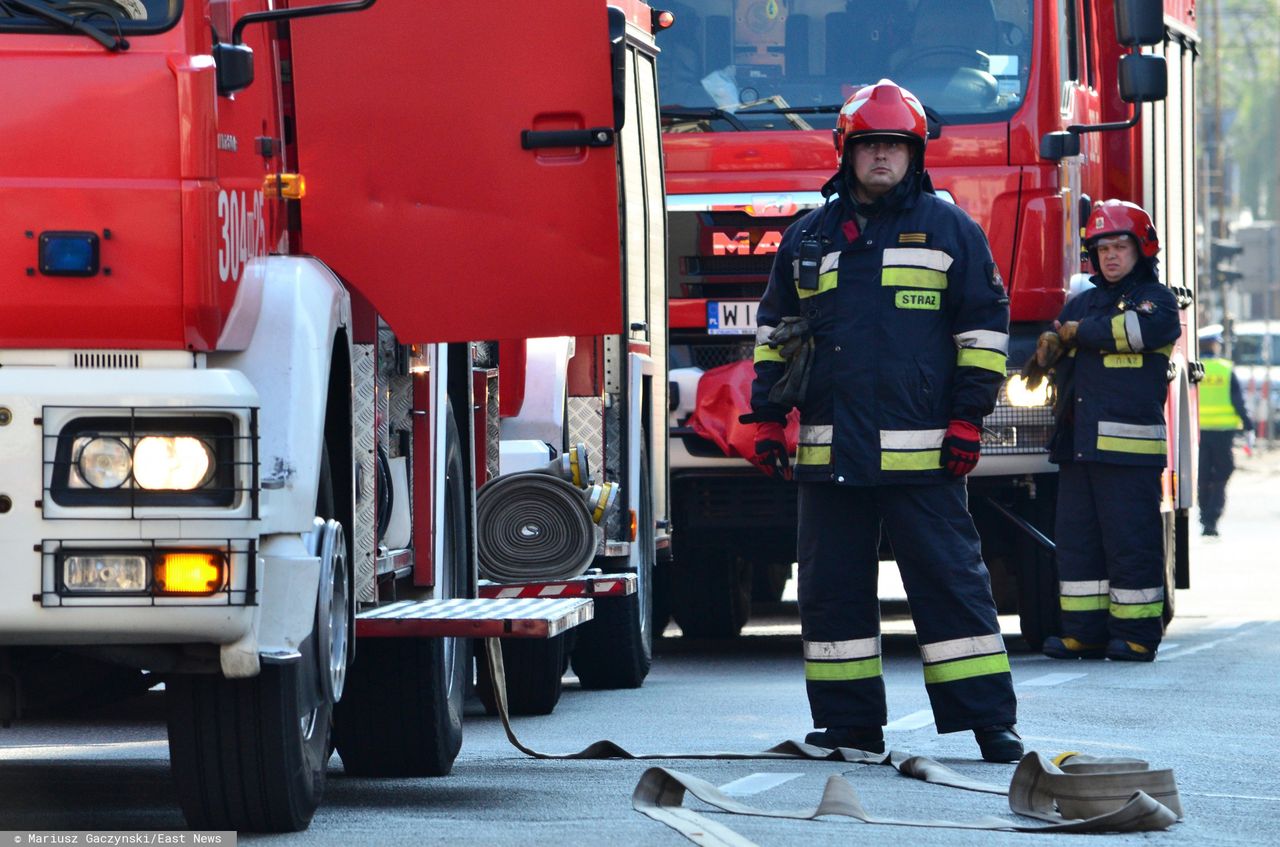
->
[476,472,611,582]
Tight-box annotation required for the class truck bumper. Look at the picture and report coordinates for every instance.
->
[0,364,265,647]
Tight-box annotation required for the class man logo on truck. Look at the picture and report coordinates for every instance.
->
[711,230,784,255]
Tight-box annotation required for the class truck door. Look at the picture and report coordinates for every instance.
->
[287,0,623,343]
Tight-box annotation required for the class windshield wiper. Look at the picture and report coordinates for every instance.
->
[660,107,749,132]
[735,103,843,115]
[3,0,127,51]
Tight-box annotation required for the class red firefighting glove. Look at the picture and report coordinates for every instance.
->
[941,419,982,477]
[752,420,792,480]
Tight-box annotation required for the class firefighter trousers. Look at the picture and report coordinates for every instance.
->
[1054,462,1165,649]
[796,481,1017,734]
[1197,431,1236,532]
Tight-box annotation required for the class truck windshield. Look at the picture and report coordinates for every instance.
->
[0,0,181,36]
[658,0,1032,131]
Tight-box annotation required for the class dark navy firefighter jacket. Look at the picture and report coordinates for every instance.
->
[1048,263,1181,466]
[750,180,1010,485]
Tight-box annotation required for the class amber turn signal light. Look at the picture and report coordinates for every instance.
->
[154,552,224,595]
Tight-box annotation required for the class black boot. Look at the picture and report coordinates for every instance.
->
[804,726,885,753]
[973,725,1023,763]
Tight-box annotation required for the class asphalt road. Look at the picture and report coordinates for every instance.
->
[1,447,1278,845]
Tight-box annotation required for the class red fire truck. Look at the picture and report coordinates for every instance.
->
[0,0,667,831]
[657,0,1198,644]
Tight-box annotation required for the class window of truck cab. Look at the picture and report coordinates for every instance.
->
[657,0,1033,131]
[0,0,181,36]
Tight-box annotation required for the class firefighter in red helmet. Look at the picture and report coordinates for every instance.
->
[744,80,1020,761]
[1037,200,1182,662]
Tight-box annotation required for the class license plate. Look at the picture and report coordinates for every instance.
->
[707,300,758,335]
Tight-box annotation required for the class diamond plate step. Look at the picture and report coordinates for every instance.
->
[355,597,592,639]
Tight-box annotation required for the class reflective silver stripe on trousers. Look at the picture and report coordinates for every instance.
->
[1097,421,1167,439]
[800,424,833,444]
[1060,579,1109,596]
[756,324,776,345]
[1124,311,1145,351]
[880,429,946,450]
[918,633,1006,664]
[1110,586,1165,603]
[952,329,1010,354]
[881,247,954,272]
[804,636,881,661]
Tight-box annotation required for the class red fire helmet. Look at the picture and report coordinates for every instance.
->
[833,79,928,165]
[1084,199,1160,258]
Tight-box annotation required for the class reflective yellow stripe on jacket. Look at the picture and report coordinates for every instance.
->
[880,247,952,291]
[1096,421,1166,456]
[879,428,943,471]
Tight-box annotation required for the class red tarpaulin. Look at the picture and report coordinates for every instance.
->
[687,360,800,470]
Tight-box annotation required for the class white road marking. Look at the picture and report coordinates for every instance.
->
[1185,791,1280,802]
[885,709,935,731]
[1159,643,1179,652]
[718,772,803,797]
[1205,618,1249,630]
[1160,623,1262,661]
[1020,672,1087,687]
[0,740,167,759]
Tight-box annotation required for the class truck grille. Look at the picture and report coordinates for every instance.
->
[982,376,1056,455]
[689,340,755,370]
[685,255,776,276]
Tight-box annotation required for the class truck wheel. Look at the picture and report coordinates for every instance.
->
[166,650,332,832]
[1013,478,1060,651]
[1161,510,1177,628]
[166,445,348,833]
[670,544,751,639]
[332,406,468,776]
[475,635,567,715]
[750,561,792,603]
[571,444,654,688]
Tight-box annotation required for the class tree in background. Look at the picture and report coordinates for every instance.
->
[1201,0,1280,218]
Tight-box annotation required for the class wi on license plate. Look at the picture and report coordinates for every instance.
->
[707,300,758,335]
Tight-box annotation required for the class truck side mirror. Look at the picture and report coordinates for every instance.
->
[608,7,627,132]
[213,41,255,96]
[1115,0,1165,47]
[1118,53,1167,103]
[1039,131,1080,161]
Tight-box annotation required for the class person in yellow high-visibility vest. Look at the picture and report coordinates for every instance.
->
[1198,332,1254,537]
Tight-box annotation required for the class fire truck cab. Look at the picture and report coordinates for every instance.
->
[0,0,668,831]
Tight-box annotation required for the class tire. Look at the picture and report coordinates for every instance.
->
[670,544,751,639]
[571,443,655,689]
[1013,477,1060,651]
[332,404,468,776]
[474,635,566,716]
[166,654,331,832]
[166,443,347,832]
[750,561,792,603]
[1161,510,1177,628]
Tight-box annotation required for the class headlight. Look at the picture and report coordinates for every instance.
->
[1005,375,1051,407]
[50,415,237,508]
[133,436,215,490]
[75,437,132,488]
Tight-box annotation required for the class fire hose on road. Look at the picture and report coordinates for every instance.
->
[481,638,1182,842]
